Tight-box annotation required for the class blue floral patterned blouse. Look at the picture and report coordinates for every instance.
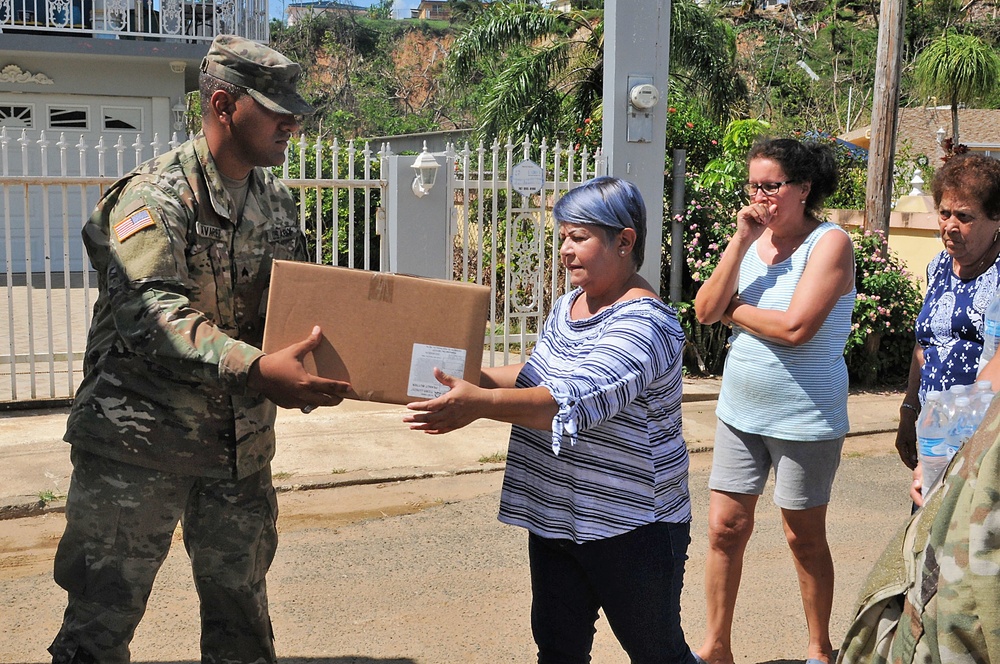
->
[916,251,1000,399]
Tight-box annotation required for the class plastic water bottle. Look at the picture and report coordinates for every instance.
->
[981,291,1000,373]
[972,391,995,426]
[946,396,977,458]
[943,384,968,418]
[971,379,994,399]
[917,392,951,498]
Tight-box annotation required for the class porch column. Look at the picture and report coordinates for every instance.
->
[602,0,671,295]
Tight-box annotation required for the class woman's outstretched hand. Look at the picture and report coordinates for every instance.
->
[404,367,487,434]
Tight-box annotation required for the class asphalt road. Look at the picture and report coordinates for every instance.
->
[0,432,912,664]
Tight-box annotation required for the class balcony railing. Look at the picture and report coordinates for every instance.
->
[0,0,269,43]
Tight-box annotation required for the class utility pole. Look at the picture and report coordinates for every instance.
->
[864,0,906,244]
[602,0,671,294]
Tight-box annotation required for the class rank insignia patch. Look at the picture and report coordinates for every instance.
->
[113,208,156,243]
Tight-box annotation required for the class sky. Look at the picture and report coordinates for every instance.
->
[268,0,423,22]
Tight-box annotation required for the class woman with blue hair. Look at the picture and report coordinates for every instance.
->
[405,176,696,663]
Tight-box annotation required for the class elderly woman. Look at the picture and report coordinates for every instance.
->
[693,138,855,664]
[404,176,695,664]
[895,154,1000,505]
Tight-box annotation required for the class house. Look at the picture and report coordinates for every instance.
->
[840,107,1000,162]
[1,0,269,157]
[410,0,450,21]
[287,0,368,25]
[0,0,268,272]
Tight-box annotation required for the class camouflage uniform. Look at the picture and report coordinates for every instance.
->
[838,397,1000,664]
[50,36,311,664]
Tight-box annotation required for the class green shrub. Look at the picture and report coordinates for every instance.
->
[845,228,924,386]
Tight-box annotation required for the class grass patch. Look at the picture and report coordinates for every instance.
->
[478,451,507,464]
[38,490,60,505]
[331,467,347,474]
[272,471,295,481]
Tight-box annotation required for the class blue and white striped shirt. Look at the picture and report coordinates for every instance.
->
[498,289,691,544]
[715,222,854,440]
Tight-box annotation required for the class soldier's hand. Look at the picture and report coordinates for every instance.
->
[248,325,351,410]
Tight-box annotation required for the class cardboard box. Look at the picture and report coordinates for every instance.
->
[262,260,490,405]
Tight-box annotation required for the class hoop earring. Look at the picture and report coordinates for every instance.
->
[994,227,1000,244]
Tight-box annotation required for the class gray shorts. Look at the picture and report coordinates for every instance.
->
[708,420,844,510]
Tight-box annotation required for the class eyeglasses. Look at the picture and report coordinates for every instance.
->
[743,180,796,196]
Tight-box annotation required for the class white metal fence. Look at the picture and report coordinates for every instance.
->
[0,128,604,403]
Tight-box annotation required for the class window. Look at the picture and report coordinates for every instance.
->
[102,106,143,131]
[48,105,90,130]
[0,104,34,128]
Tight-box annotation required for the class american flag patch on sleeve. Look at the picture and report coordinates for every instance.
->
[113,208,156,243]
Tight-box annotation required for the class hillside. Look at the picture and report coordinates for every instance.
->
[269,1,1000,141]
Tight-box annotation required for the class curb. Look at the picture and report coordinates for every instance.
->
[0,464,509,522]
[0,426,898,522]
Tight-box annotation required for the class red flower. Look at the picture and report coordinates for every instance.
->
[685,122,694,129]
[668,107,677,113]
[584,117,592,124]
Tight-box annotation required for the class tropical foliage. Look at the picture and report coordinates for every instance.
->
[446,0,748,143]
[913,29,1000,145]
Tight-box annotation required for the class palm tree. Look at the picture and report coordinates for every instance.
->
[448,0,747,143]
[913,29,1000,146]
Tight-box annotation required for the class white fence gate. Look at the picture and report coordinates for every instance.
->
[0,128,604,403]
[449,137,606,366]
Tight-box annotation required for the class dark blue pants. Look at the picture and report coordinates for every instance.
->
[528,521,696,664]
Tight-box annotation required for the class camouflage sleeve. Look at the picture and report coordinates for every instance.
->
[934,431,1000,663]
[103,176,262,393]
[966,438,1000,662]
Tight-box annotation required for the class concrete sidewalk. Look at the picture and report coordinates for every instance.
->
[0,376,903,519]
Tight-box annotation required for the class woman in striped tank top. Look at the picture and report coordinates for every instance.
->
[692,138,855,664]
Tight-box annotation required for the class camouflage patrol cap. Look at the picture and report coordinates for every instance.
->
[200,34,315,116]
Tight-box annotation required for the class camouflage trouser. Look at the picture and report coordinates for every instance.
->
[48,447,278,664]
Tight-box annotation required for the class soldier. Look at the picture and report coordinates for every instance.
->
[838,394,1000,664]
[48,35,350,664]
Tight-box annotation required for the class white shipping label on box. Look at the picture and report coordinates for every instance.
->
[407,343,468,399]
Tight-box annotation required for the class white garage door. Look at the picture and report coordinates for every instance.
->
[0,93,155,274]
